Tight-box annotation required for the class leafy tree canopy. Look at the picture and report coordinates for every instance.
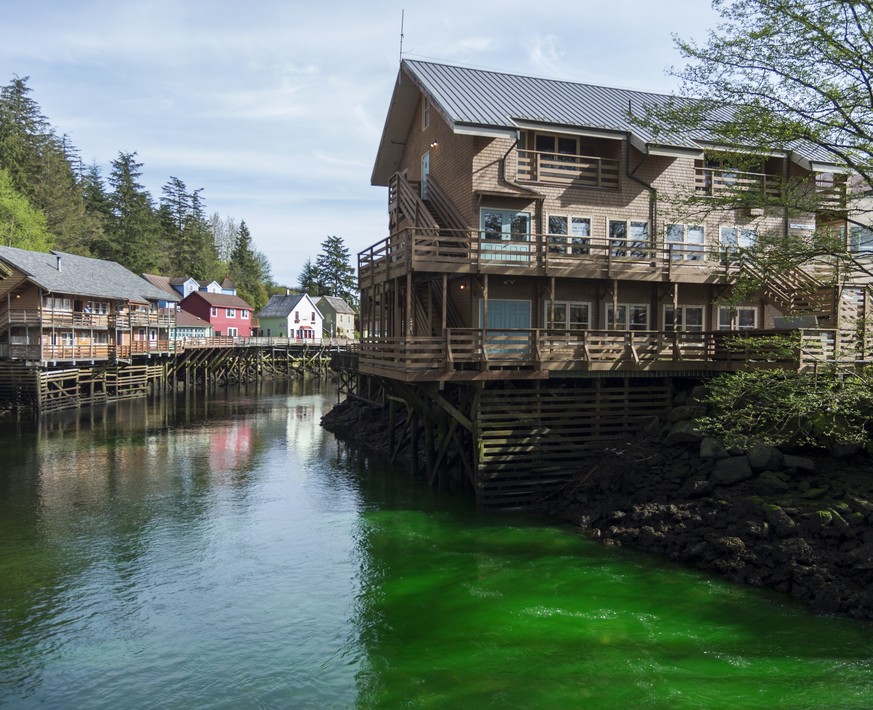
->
[0,167,54,251]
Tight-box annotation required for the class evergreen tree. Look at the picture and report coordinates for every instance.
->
[298,257,321,295]
[105,151,159,273]
[0,167,53,251]
[315,235,357,307]
[229,220,268,310]
[210,212,237,264]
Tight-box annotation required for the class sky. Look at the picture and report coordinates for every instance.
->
[1,1,722,286]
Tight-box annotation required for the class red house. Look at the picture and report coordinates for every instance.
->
[179,291,254,337]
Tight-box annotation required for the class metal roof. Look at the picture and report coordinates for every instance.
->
[314,295,354,315]
[0,247,178,303]
[372,59,838,184]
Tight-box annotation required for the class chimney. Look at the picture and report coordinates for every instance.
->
[285,288,290,296]
[56,255,62,272]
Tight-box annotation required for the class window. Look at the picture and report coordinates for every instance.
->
[44,296,72,311]
[211,306,218,317]
[94,332,108,345]
[226,308,236,318]
[241,310,249,319]
[294,310,300,322]
[481,209,531,241]
[609,220,649,257]
[543,301,590,330]
[849,224,873,253]
[718,306,757,330]
[227,327,238,337]
[51,331,74,346]
[664,305,705,332]
[422,96,430,129]
[606,304,649,330]
[665,224,705,261]
[720,226,756,250]
[535,133,577,158]
[547,215,591,255]
[311,311,316,321]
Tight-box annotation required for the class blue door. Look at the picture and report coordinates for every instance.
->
[479,299,531,357]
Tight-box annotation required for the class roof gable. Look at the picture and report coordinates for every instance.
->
[0,247,178,303]
[257,293,323,319]
[181,291,252,309]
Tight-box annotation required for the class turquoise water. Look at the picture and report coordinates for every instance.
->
[1,382,872,709]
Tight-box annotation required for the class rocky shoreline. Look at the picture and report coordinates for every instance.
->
[323,394,873,619]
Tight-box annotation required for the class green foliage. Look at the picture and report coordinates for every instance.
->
[104,151,160,273]
[314,235,357,308]
[722,331,800,361]
[699,368,873,449]
[229,220,268,311]
[0,167,54,251]
[297,257,322,295]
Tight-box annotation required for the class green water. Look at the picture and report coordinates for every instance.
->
[1,382,872,709]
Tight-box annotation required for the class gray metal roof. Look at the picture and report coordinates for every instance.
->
[0,247,179,302]
[372,59,838,184]
[257,294,310,319]
[314,295,354,315]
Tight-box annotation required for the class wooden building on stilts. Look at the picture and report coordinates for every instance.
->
[344,59,873,510]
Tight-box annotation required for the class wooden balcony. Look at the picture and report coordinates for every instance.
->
[359,228,721,286]
[696,168,847,211]
[517,150,620,188]
[357,328,866,381]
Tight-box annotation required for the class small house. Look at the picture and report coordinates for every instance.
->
[180,291,254,337]
[314,296,355,339]
[257,294,323,340]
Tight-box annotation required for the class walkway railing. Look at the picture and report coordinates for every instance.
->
[357,328,870,377]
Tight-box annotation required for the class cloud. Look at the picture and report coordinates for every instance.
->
[527,34,564,76]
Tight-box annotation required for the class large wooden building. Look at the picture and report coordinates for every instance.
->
[352,60,872,509]
[0,246,177,365]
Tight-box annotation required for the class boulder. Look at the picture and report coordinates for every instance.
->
[747,444,784,473]
[783,454,816,474]
[663,419,704,446]
[712,455,754,485]
[667,404,707,423]
[763,505,797,538]
[828,442,861,459]
[699,437,730,460]
[755,470,790,494]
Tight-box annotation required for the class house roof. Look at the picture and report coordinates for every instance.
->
[0,246,178,303]
[174,309,212,328]
[142,273,179,298]
[315,295,354,315]
[169,276,194,286]
[372,59,840,185]
[257,294,322,319]
[182,291,252,309]
[220,276,236,288]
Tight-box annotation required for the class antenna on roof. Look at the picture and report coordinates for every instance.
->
[399,9,405,64]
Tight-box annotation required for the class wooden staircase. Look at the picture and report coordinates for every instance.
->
[737,253,835,316]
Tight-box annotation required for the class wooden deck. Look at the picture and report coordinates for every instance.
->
[359,228,732,287]
[356,328,867,381]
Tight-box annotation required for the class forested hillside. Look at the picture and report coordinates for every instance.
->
[0,76,273,310]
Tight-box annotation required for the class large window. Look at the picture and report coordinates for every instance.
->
[664,305,705,332]
[665,224,705,261]
[606,304,649,330]
[547,215,591,255]
[535,133,577,158]
[849,224,873,253]
[480,209,531,263]
[718,306,757,330]
[609,220,649,257]
[720,226,757,250]
[44,296,72,311]
[543,301,590,330]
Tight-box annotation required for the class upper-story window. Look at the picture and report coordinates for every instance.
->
[227,308,236,318]
[241,310,249,319]
[720,226,757,250]
[547,215,591,255]
[719,306,758,330]
[666,224,705,261]
[44,296,72,311]
[211,306,218,317]
[849,224,873,252]
[422,96,430,129]
[609,219,649,258]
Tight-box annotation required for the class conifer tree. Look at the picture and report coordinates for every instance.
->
[105,151,159,273]
[315,235,357,307]
[229,220,268,310]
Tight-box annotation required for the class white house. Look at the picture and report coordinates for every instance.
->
[256,293,324,340]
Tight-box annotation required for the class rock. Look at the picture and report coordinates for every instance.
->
[699,437,730,460]
[663,419,704,446]
[712,456,753,485]
[828,442,861,459]
[667,404,707,423]
[747,444,784,473]
[755,470,790,494]
[783,454,816,474]
[763,505,797,538]
[689,385,708,403]
[681,478,716,498]
[801,487,829,500]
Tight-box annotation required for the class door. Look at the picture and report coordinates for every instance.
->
[479,299,531,357]
[480,209,531,263]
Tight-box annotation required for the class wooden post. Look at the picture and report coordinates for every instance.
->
[410,411,420,478]
[441,274,447,332]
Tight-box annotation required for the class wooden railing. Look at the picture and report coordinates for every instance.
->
[358,227,718,284]
[696,168,848,211]
[517,150,620,188]
[358,328,871,377]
